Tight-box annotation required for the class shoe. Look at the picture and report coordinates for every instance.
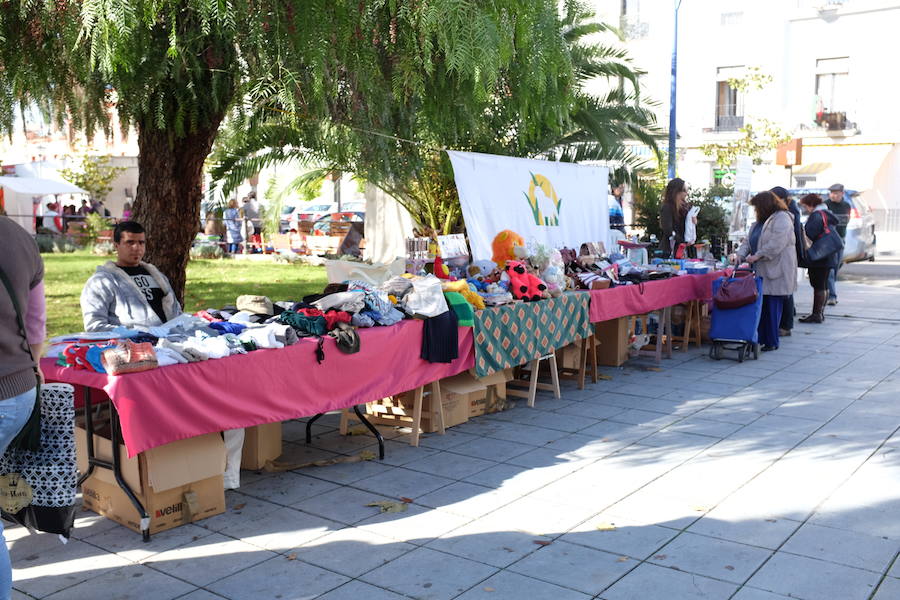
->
[827,297,838,306]
[800,291,828,323]
[779,328,792,337]
[761,345,778,351]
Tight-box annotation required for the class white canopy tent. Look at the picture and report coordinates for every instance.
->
[0,176,87,233]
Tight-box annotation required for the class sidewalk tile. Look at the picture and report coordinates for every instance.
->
[42,564,193,600]
[456,570,591,600]
[600,562,738,600]
[360,546,497,600]
[82,522,215,563]
[207,554,349,599]
[446,437,534,462]
[316,580,408,600]
[404,452,496,480]
[353,466,455,498]
[746,552,879,599]
[562,513,679,558]
[425,518,551,568]
[779,523,900,572]
[355,503,471,545]
[293,526,415,577]
[142,533,276,587]
[649,532,772,584]
[297,486,402,525]
[872,576,900,600]
[226,471,339,507]
[11,539,130,598]
[507,540,633,595]
[214,506,341,552]
[687,511,800,550]
[295,456,394,485]
[415,481,518,518]
[730,588,791,599]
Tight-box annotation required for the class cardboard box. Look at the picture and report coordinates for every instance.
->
[459,369,513,416]
[76,424,226,534]
[595,317,629,367]
[367,387,469,433]
[241,422,283,470]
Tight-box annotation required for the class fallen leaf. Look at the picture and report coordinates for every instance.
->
[365,501,408,514]
[643,367,662,372]
[654,554,667,560]
[692,506,709,512]
[399,497,414,504]
[483,587,495,592]
[232,503,246,511]
[616,556,629,563]
[348,426,369,436]
[286,553,297,561]
[724,565,735,571]
[595,522,617,531]
[765,519,777,523]
[533,540,552,546]
[598,374,613,381]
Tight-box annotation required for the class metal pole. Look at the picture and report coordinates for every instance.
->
[667,0,682,180]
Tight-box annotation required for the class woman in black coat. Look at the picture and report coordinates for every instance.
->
[798,193,841,323]
[659,178,692,258]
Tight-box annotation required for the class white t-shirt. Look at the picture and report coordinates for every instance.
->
[43,210,61,233]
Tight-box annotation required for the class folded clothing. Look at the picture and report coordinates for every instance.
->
[238,325,285,349]
[101,341,159,375]
[157,338,208,362]
[444,292,474,327]
[277,311,327,337]
[421,308,459,363]
[209,321,247,335]
[266,323,299,346]
[155,346,188,367]
[312,291,366,313]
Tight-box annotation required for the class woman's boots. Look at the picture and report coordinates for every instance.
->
[799,290,827,323]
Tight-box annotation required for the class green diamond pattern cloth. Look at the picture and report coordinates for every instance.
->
[473,292,594,377]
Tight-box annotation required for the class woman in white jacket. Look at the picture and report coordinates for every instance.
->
[731,191,797,351]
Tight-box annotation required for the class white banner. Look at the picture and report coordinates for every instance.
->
[447,151,609,262]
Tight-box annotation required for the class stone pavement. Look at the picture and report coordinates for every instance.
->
[9,280,900,600]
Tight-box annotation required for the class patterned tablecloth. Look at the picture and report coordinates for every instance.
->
[472,292,594,377]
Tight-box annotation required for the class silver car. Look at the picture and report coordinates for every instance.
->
[789,188,876,263]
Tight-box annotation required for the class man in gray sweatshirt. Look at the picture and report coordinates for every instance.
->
[80,221,182,332]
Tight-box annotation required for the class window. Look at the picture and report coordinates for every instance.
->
[815,57,849,114]
[715,66,744,131]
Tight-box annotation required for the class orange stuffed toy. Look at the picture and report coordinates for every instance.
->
[491,230,525,268]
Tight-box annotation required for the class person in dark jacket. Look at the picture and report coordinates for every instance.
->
[798,193,841,323]
[770,187,803,337]
[824,183,850,305]
[659,178,693,258]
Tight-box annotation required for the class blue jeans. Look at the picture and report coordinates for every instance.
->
[0,387,37,600]
[827,247,844,299]
[759,295,786,349]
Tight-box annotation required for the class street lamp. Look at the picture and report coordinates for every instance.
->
[667,0,683,180]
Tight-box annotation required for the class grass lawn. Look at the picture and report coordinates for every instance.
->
[43,251,328,338]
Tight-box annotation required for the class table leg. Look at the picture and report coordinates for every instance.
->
[305,413,325,443]
[352,405,385,459]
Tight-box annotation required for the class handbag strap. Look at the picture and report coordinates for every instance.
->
[819,211,831,237]
[0,265,38,368]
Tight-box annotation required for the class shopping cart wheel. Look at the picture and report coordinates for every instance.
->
[753,343,760,360]
[709,342,721,361]
[738,343,745,363]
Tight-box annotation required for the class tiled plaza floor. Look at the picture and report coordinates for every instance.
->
[10,281,900,599]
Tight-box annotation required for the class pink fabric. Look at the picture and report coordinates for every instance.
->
[26,281,46,345]
[588,271,724,323]
[44,319,474,457]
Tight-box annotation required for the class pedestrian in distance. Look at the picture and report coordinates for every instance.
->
[223,198,243,254]
[798,193,841,323]
[824,183,850,305]
[730,191,797,351]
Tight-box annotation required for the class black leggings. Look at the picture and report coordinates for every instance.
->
[808,266,829,291]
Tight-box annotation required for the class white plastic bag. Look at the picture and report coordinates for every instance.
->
[684,206,701,244]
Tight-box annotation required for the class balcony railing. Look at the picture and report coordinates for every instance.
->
[715,113,744,131]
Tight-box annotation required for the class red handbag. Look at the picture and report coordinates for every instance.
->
[714,271,759,309]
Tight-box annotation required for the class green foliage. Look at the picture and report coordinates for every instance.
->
[260,174,283,239]
[59,153,125,202]
[189,244,224,260]
[210,2,661,235]
[688,185,732,241]
[701,118,792,168]
[726,66,772,93]
[82,212,115,246]
[34,234,77,254]
[631,176,664,241]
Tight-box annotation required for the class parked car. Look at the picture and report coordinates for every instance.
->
[788,188,876,263]
[311,211,365,235]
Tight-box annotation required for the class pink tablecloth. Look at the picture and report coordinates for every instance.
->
[44,320,474,457]
[588,271,724,323]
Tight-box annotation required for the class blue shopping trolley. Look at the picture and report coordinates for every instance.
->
[708,270,764,362]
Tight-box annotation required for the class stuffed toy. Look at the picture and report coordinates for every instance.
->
[442,279,486,310]
[432,255,455,280]
[491,230,526,268]
[505,260,548,302]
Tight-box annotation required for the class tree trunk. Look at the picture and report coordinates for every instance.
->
[132,120,222,304]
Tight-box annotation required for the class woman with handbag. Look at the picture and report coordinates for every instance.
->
[0,215,45,600]
[730,191,797,351]
[798,193,842,323]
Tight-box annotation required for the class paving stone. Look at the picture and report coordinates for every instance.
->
[562,513,679,558]
[414,481,518,518]
[403,451,497,480]
[687,510,801,550]
[353,466,455,499]
[872,576,900,600]
[455,570,591,600]
[425,519,551,568]
[42,564,194,600]
[294,455,395,485]
[746,552,880,600]
[728,588,791,600]
[361,546,497,600]
[779,523,900,573]
[472,496,599,537]
[293,485,399,525]
[81,522,215,563]
[446,437,534,462]
[293,526,415,577]
[650,532,772,584]
[11,539,131,598]
[229,471,340,507]
[168,591,227,600]
[600,562,738,600]
[355,503,471,545]
[207,554,349,599]
[507,540,633,595]
[315,580,408,600]
[142,533,276,587]
[214,506,341,552]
